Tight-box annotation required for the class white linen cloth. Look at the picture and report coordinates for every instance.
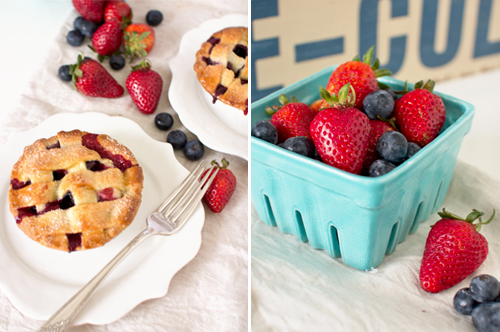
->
[0,1,248,331]
[251,160,500,332]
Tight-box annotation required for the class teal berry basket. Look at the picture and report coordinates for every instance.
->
[251,65,475,271]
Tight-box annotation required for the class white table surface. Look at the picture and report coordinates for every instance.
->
[0,1,249,331]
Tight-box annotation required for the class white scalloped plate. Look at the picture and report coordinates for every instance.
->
[0,112,205,325]
[169,14,249,160]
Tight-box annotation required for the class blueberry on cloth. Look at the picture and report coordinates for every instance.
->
[155,113,174,131]
[166,130,187,150]
[74,16,85,33]
[363,90,395,120]
[80,20,97,37]
[109,54,125,70]
[471,275,500,303]
[251,120,278,145]
[368,159,396,177]
[66,30,84,47]
[146,10,163,26]
[184,140,205,161]
[282,136,315,158]
[453,288,478,315]
[472,302,500,332]
[58,65,72,82]
[376,131,408,164]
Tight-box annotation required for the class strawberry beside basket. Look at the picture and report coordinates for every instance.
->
[251,65,475,271]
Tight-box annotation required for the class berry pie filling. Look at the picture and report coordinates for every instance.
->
[9,130,144,252]
[11,178,31,190]
[82,133,133,172]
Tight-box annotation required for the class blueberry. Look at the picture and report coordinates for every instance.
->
[368,159,396,177]
[471,275,500,303]
[109,54,125,70]
[146,10,163,26]
[282,137,315,158]
[251,120,278,144]
[376,131,408,164]
[363,90,395,120]
[405,142,421,160]
[184,140,205,161]
[166,130,187,150]
[80,20,97,37]
[73,16,85,33]
[66,30,84,47]
[155,112,174,131]
[454,288,478,315]
[385,88,398,101]
[58,65,72,82]
[472,302,500,332]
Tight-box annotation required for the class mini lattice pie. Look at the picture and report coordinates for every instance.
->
[194,26,248,114]
[8,130,144,252]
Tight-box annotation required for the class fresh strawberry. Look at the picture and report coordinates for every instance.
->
[362,119,397,172]
[203,158,237,213]
[309,99,323,113]
[125,60,163,114]
[267,94,314,143]
[420,208,495,293]
[72,0,104,24]
[310,84,371,174]
[123,23,155,61]
[322,46,392,110]
[69,54,124,98]
[104,1,132,28]
[91,19,122,57]
[393,80,446,147]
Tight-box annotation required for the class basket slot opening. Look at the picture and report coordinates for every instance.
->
[385,221,400,255]
[329,224,341,257]
[433,181,444,211]
[409,201,425,234]
[263,194,277,227]
[294,210,308,243]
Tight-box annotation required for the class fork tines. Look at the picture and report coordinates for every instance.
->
[156,160,219,227]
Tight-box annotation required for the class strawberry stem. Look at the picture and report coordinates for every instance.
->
[437,208,495,232]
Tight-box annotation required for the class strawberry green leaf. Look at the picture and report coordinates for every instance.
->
[377,81,390,89]
[363,46,374,66]
[371,58,380,71]
[352,55,360,62]
[422,79,435,93]
[337,83,351,104]
[437,208,464,221]
[137,31,150,42]
[374,68,392,78]
[414,80,424,89]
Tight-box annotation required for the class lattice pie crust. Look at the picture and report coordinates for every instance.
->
[8,130,144,252]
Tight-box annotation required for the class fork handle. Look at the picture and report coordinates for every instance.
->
[38,227,155,332]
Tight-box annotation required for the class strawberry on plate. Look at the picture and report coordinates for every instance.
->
[125,59,163,114]
[72,0,104,24]
[70,54,124,98]
[310,84,371,175]
[393,80,446,147]
[420,208,495,293]
[90,19,122,57]
[267,94,315,143]
[203,158,237,213]
[123,23,155,62]
[323,46,392,110]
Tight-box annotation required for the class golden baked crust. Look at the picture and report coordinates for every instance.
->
[8,130,144,252]
[194,26,248,114]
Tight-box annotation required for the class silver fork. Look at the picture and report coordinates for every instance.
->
[38,160,219,332]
